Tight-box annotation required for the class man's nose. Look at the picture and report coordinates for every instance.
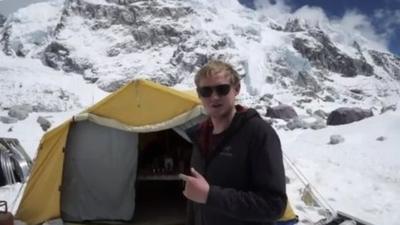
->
[209,90,220,99]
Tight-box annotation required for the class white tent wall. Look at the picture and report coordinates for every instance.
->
[61,120,139,223]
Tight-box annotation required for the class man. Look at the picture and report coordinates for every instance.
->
[179,60,287,225]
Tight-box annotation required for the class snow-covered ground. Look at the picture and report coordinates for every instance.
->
[280,109,400,225]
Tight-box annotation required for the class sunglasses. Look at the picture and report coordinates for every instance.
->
[196,84,232,98]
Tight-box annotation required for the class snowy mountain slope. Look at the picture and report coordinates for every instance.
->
[1,0,399,114]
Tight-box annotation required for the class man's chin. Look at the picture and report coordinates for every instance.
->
[207,109,228,118]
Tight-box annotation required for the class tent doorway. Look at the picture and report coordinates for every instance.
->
[60,121,193,225]
[133,129,192,225]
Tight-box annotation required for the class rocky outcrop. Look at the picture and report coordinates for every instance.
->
[293,29,374,77]
[1,24,13,56]
[0,14,6,27]
[284,18,307,32]
[39,0,199,87]
[369,50,400,80]
[42,42,93,76]
[327,107,373,125]
[295,71,321,93]
[61,0,193,31]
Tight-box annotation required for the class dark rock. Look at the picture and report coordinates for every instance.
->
[327,107,373,125]
[42,42,92,74]
[266,76,275,84]
[42,42,70,70]
[107,48,120,57]
[268,21,283,31]
[352,41,365,60]
[296,98,312,104]
[211,36,234,50]
[0,116,18,124]
[381,104,397,114]
[285,176,290,184]
[0,14,6,27]
[376,136,386,141]
[266,104,298,121]
[284,18,306,32]
[132,25,185,47]
[350,89,363,94]
[324,95,335,102]
[1,24,13,55]
[351,93,364,101]
[260,93,274,101]
[329,135,345,145]
[37,116,52,131]
[296,71,321,92]
[65,0,138,26]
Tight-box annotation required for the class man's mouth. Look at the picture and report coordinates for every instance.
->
[211,103,222,108]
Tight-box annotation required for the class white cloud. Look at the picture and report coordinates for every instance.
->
[253,0,390,51]
[333,10,387,46]
[292,5,330,26]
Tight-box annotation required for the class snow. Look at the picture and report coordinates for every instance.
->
[280,110,400,225]
[4,0,63,56]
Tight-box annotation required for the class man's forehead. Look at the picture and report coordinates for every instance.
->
[202,70,230,80]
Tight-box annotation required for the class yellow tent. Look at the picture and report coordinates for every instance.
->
[16,79,296,225]
[16,80,203,225]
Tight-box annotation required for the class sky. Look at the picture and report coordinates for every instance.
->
[239,0,400,56]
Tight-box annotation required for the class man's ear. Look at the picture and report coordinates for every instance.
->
[234,83,240,95]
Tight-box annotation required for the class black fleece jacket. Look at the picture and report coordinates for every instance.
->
[186,108,287,225]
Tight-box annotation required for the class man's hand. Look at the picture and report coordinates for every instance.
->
[179,167,210,204]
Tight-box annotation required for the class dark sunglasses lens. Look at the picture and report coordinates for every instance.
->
[215,84,231,96]
[197,87,213,97]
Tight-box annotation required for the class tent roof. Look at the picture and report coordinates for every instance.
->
[84,79,201,126]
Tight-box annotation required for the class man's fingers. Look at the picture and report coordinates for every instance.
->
[182,189,188,198]
[179,173,192,182]
[190,167,203,179]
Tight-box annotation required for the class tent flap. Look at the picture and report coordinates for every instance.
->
[61,120,138,222]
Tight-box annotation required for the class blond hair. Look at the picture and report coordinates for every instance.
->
[194,60,240,87]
